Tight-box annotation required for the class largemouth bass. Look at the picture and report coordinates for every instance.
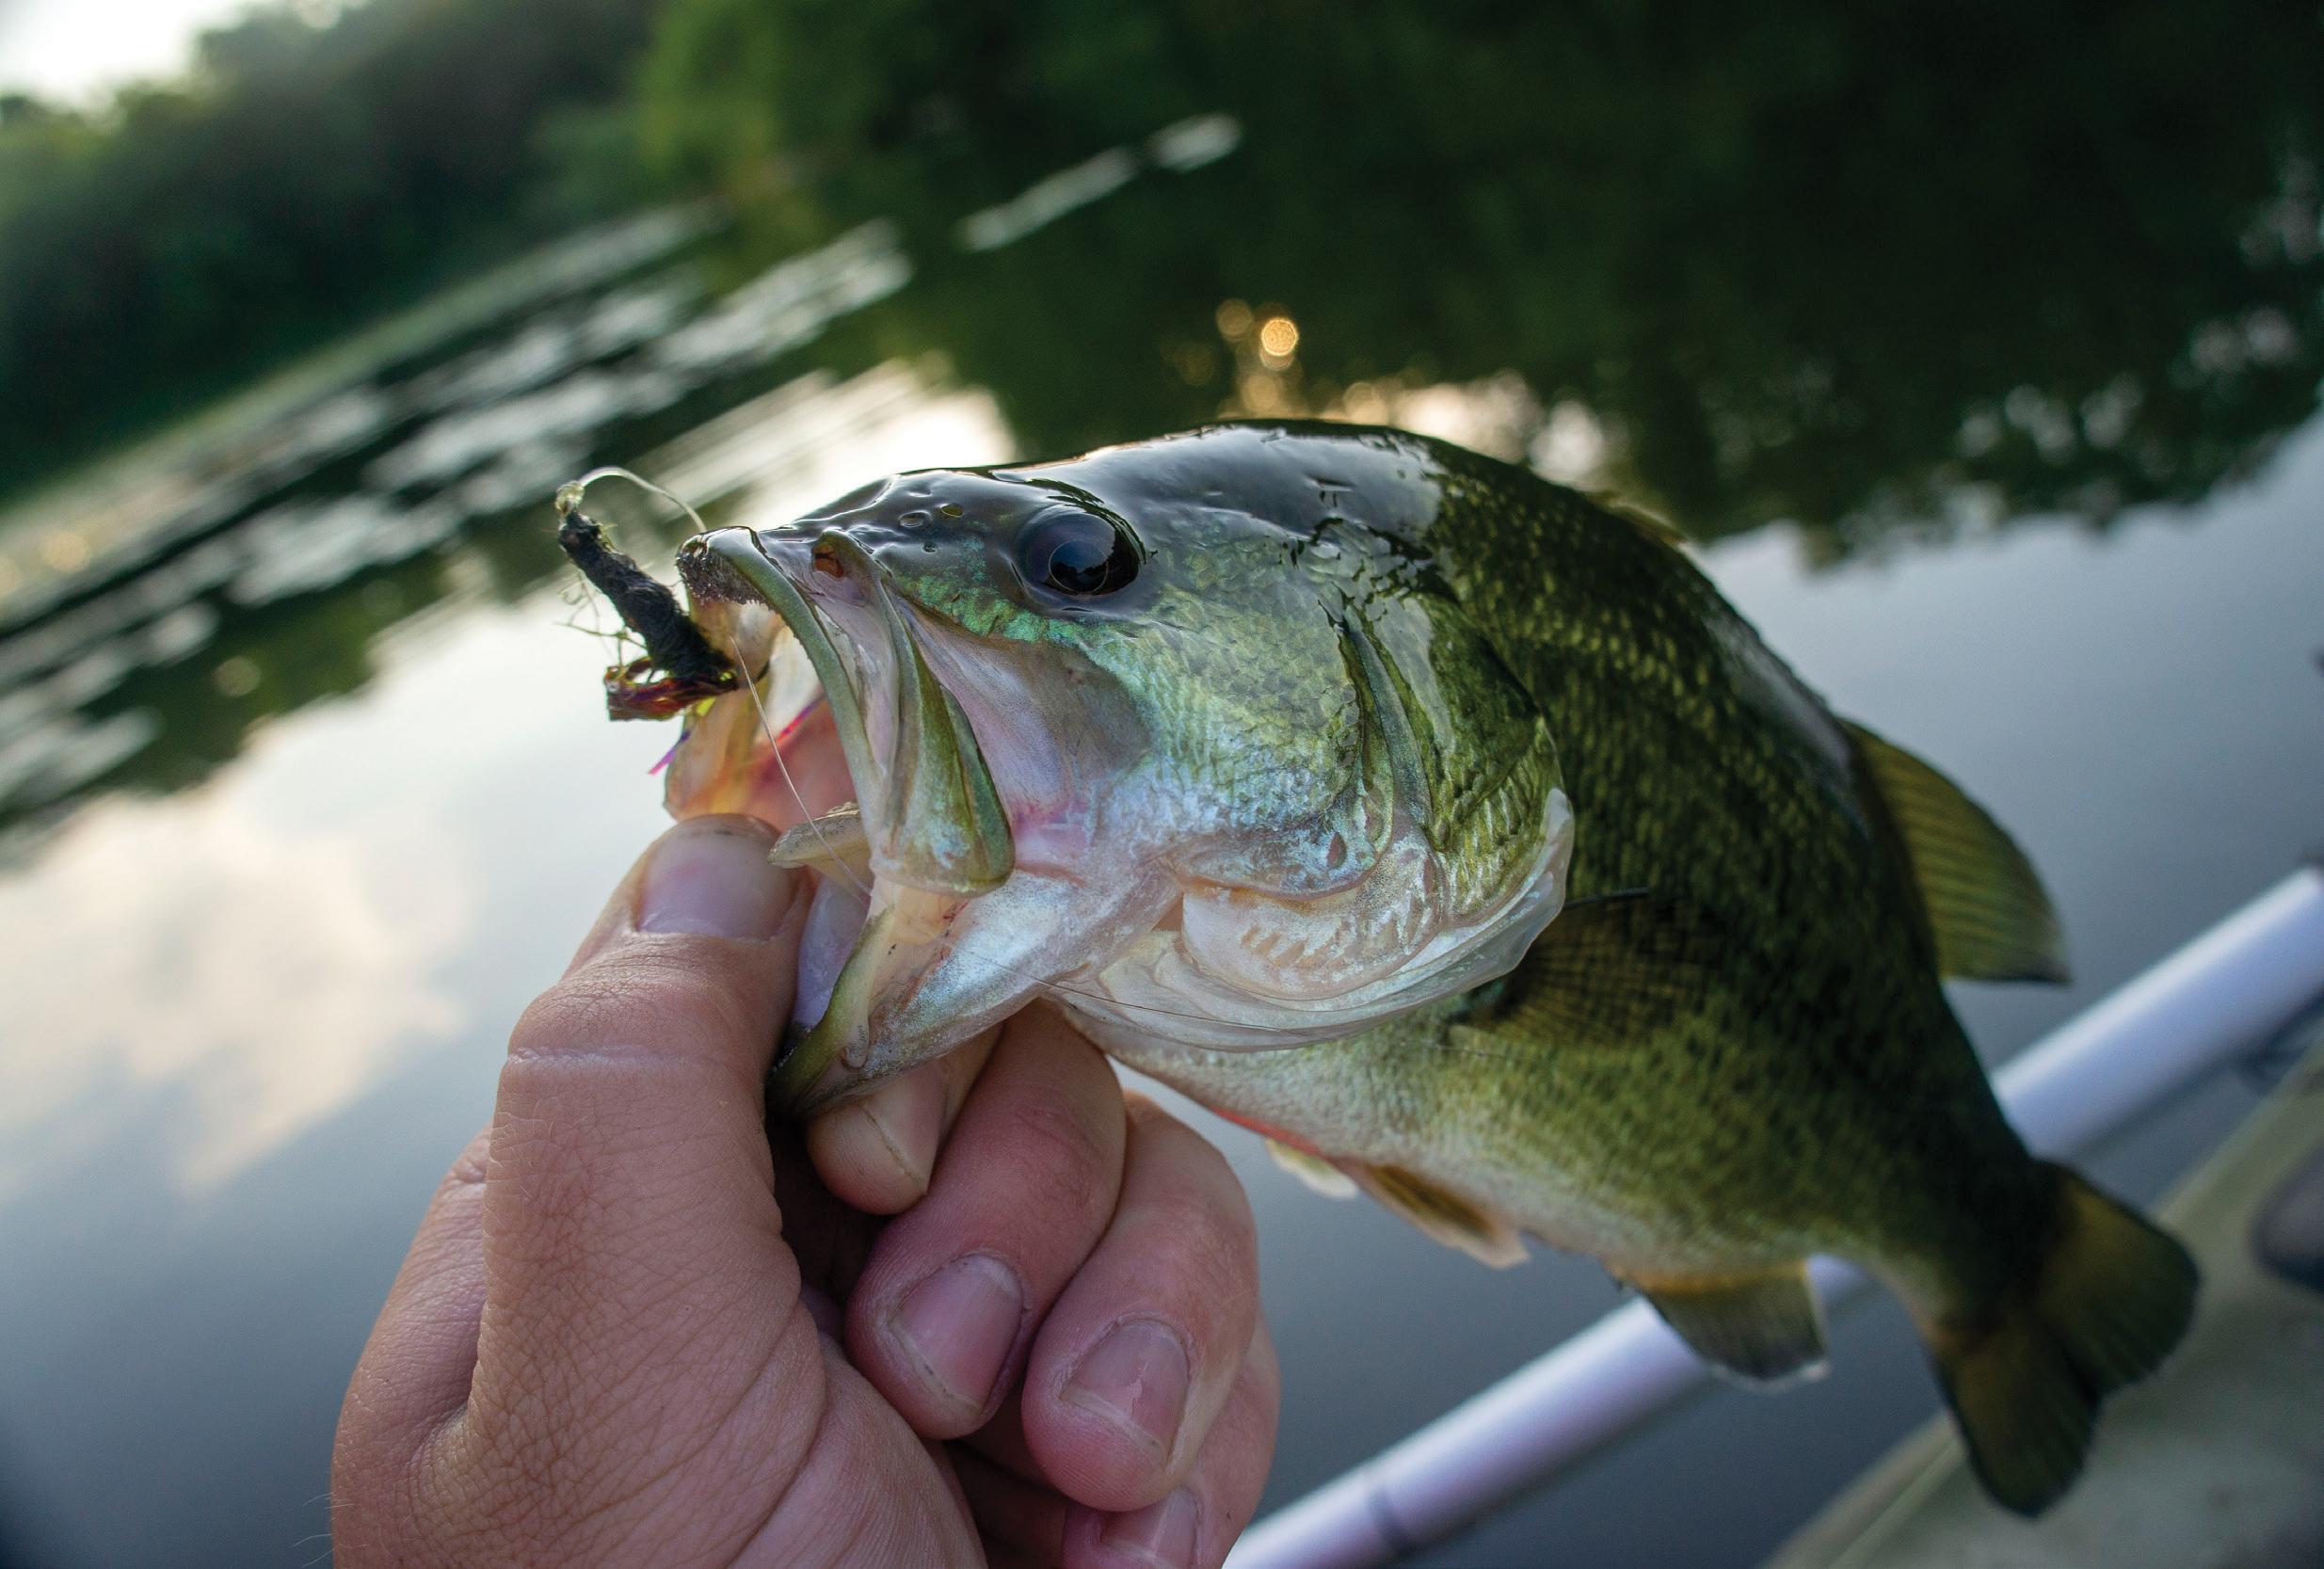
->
[580,422,2195,1514]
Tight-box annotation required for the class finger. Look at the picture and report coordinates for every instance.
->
[1061,1320,1279,1569]
[333,1127,491,1504]
[846,1005,1127,1436]
[960,1315,1281,1569]
[1020,1096,1261,1512]
[460,815,815,1476]
[807,1024,1002,1213]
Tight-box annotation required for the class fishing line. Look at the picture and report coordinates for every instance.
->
[557,464,709,538]
[1021,977,1532,1053]
[726,630,874,901]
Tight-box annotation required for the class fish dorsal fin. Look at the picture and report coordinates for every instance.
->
[1348,1162,1529,1267]
[1471,889,1723,1049]
[1593,491,1689,549]
[1844,722,2069,984]
[1265,1138,1358,1199]
[1624,1261,1829,1385]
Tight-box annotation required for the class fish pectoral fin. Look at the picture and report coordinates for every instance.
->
[1348,1162,1529,1267]
[1477,888,1722,1049]
[1627,1261,1829,1386]
[768,803,872,883]
[1844,720,2069,984]
[1265,1139,1359,1199]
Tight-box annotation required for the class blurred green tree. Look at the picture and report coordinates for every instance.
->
[0,0,664,492]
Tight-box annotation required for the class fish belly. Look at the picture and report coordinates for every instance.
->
[1099,1004,1831,1280]
[1095,970,2034,1311]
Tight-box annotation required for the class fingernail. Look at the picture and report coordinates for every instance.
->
[1064,1319,1192,1462]
[890,1253,1024,1413]
[638,821,789,939]
[1098,1488,1199,1569]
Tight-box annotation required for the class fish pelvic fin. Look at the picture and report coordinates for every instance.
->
[1625,1261,1828,1386]
[1930,1163,2198,1516]
[1265,1138,1359,1199]
[1844,720,2069,984]
[1348,1162,1529,1267]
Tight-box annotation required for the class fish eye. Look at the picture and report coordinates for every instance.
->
[1017,507,1140,597]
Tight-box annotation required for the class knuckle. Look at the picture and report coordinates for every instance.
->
[983,1093,1115,1210]
[1148,1176,1250,1262]
[1163,1212,1258,1312]
[1130,1136,1258,1263]
[511,948,758,1067]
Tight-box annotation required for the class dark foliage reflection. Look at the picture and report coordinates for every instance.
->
[644,0,2324,548]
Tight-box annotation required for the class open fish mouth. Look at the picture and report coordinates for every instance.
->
[675,524,1017,1114]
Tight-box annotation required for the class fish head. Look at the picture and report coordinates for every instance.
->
[668,424,1571,1114]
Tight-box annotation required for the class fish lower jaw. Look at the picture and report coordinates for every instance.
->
[774,872,976,1110]
[676,529,1034,1110]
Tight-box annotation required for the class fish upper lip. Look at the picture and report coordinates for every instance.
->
[680,523,1015,1115]
[681,526,883,816]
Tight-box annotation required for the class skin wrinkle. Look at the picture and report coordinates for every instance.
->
[512,969,771,1085]
[463,1231,773,1533]
[469,1257,793,1518]
[746,1340,976,1567]
[482,1069,775,1258]
[578,1308,829,1569]
[963,1093,1117,1230]
[861,1099,928,1193]
[601,1273,799,1440]
[492,1186,745,1323]
[441,1325,804,1569]
[369,1153,490,1431]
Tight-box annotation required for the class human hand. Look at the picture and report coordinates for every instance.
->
[332,814,1278,1567]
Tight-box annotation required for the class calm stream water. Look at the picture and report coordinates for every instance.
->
[0,113,2320,1568]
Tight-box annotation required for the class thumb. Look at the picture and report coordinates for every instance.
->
[455,815,824,1551]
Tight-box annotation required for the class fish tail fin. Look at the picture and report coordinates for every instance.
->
[1931,1163,2197,1515]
